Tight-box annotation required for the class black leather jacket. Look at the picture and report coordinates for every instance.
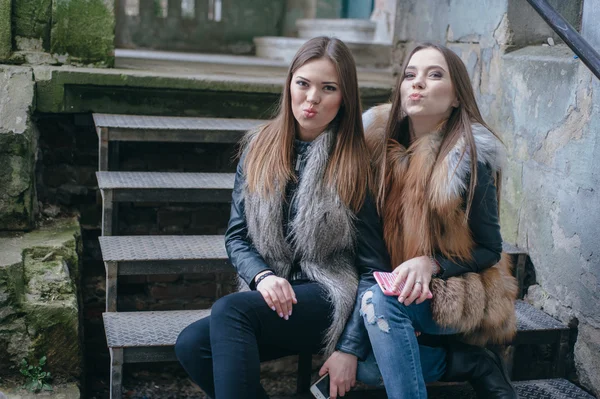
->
[225,141,391,360]
[433,162,503,278]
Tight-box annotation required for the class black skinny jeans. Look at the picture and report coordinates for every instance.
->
[175,281,333,399]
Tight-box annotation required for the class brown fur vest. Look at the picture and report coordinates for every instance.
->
[363,104,518,346]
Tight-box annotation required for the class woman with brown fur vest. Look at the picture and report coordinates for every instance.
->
[358,43,518,398]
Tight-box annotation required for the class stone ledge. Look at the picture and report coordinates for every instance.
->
[296,18,376,42]
[503,44,578,63]
[254,36,392,68]
[0,383,80,399]
[0,218,80,268]
[34,66,392,116]
[114,48,395,85]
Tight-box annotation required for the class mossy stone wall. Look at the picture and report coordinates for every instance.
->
[0,0,10,58]
[0,0,114,64]
[0,218,82,380]
[13,0,52,51]
[51,0,115,65]
[0,66,37,231]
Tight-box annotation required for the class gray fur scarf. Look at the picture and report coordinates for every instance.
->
[244,131,359,356]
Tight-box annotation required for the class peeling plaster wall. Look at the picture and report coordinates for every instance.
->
[391,0,599,394]
[498,48,599,395]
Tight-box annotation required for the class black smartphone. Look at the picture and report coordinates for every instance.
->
[310,373,330,399]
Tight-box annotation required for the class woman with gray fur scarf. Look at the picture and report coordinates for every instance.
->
[175,36,391,398]
[358,43,519,398]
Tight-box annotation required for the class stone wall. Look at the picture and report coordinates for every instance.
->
[0,217,82,384]
[0,66,37,231]
[51,0,115,65]
[1,0,114,65]
[390,0,599,395]
[0,0,10,58]
[0,0,115,229]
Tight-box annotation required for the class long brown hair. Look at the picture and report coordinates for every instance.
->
[243,36,369,212]
[379,43,502,217]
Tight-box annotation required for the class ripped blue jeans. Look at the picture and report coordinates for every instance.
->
[358,284,457,399]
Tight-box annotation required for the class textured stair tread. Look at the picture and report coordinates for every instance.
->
[104,310,210,348]
[273,379,594,398]
[93,113,263,132]
[99,235,227,262]
[502,242,526,254]
[513,379,595,399]
[425,379,593,399]
[516,300,568,331]
[103,301,565,350]
[96,171,234,190]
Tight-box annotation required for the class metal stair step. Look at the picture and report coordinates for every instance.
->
[103,301,566,351]
[272,378,594,398]
[103,309,210,363]
[96,171,234,203]
[512,379,595,399]
[425,379,595,399]
[94,113,263,143]
[99,235,231,275]
[514,300,568,344]
[102,304,574,396]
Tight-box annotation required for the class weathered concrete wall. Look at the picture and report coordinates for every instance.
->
[283,0,317,36]
[316,0,342,18]
[391,0,599,395]
[371,0,396,43]
[0,66,37,231]
[0,0,11,59]
[497,47,599,396]
[582,0,600,49]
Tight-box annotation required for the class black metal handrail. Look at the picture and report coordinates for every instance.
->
[526,0,600,80]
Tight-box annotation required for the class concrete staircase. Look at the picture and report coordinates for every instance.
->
[253,18,392,68]
[94,113,594,398]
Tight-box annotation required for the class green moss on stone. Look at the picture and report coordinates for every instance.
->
[0,0,11,59]
[23,301,80,377]
[50,0,115,65]
[12,0,52,50]
[22,243,80,377]
[23,239,80,298]
[0,262,25,318]
[0,217,81,379]
[0,133,35,231]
